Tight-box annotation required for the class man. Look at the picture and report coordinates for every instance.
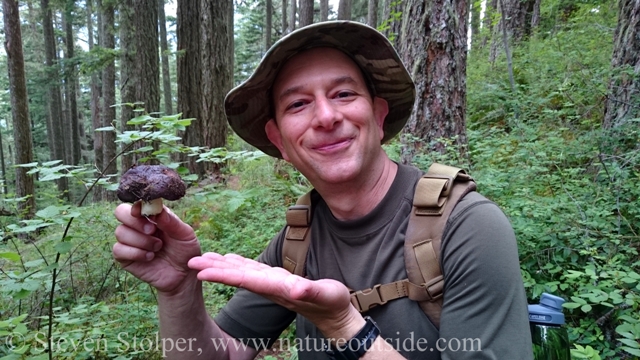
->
[113,21,533,359]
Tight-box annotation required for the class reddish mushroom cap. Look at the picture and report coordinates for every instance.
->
[117,165,186,203]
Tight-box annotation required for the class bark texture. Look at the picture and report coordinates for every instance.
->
[159,0,173,115]
[299,0,313,27]
[178,0,233,176]
[338,0,351,20]
[64,0,81,165]
[88,0,103,203]
[266,0,273,49]
[603,0,640,129]
[3,0,36,218]
[289,0,297,32]
[199,0,233,174]
[399,0,469,162]
[367,0,377,28]
[135,0,160,115]
[41,0,69,198]
[119,0,136,172]
[178,0,203,174]
[101,0,117,201]
[282,0,288,33]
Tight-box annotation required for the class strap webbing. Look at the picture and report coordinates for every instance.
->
[281,163,477,330]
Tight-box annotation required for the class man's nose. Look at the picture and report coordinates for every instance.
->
[312,96,342,130]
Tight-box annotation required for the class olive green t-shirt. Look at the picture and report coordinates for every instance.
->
[214,164,534,359]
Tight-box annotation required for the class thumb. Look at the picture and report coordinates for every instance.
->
[153,205,196,242]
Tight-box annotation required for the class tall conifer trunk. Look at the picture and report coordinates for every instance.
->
[101,0,117,201]
[41,0,69,199]
[400,0,469,163]
[3,0,36,218]
[603,0,640,129]
[158,0,173,115]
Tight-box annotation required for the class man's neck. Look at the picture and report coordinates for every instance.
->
[316,158,398,221]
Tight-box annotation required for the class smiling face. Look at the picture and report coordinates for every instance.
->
[264,47,390,187]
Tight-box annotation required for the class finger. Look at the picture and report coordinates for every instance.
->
[115,224,162,252]
[113,241,155,263]
[192,253,272,272]
[115,203,157,235]
[153,206,197,241]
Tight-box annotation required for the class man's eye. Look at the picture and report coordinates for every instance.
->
[336,91,353,98]
[290,101,304,108]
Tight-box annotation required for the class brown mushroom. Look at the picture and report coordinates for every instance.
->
[117,165,186,216]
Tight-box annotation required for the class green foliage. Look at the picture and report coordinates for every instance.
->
[462,3,639,358]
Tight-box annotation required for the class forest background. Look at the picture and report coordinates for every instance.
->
[0,0,639,359]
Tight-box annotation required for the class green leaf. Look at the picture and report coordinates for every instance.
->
[580,304,592,312]
[54,242,73,254]
[15,162,38,168]
[563,302,581,309]
[0,252,21,262]
[622,347,640,356]
[23,259,45,268]
[36,205,64,218]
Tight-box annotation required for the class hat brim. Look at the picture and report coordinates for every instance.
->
[225,21,415,158]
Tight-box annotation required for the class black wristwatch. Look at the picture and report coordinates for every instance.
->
[325,316,381,360]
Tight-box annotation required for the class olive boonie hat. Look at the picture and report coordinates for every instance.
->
[224,20,415,158]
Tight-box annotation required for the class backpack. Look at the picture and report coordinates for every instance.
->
[281,163,477,328]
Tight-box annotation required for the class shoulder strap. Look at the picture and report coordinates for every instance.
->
[403,163,477,328]
[282,192,312,276]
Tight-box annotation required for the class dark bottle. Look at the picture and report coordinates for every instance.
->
[528,293,571,360]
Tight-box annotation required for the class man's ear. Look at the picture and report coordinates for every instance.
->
[265,119,290,161]
[373,97,389,141]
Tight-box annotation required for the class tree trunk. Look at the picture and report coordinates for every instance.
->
[101,0,118,201]
[266,0,273,49]
[399,0,469,163]
[178,0,203,174]
[299,0,313,27]
[120,0,136,172]
[470,0,480,48]
[88,0,104,202]
[282,0,288,33]
[603,0,640,129]
[159,0,173,115]
[338,0,351,20]
[64,0,81,165]
[367,0,377,27]
[3,0,36,218]
[531,0,541,30]
[135,0,161,115]
[199,0,233,175]
[41,0,69,199]
[320,0,329,21]
[289,0,297,32]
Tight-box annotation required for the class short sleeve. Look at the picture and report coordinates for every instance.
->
[438,193,534,359]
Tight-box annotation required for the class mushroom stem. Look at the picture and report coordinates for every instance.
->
[141,198,164,216]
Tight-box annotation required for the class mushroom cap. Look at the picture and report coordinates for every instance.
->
[117,165,186,203]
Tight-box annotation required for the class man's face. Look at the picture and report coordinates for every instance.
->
[265,47,389,186]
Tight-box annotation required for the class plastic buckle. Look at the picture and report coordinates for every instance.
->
[423,276,444,301]
[353,284,386,311]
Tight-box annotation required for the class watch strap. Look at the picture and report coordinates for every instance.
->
[325,316,381,360]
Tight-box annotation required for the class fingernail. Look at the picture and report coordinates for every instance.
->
[146,252,154,261]
[153,242,162,252]
[143,223,155,234]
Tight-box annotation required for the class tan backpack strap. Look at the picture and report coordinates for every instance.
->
[282,192,312,276]
[404,163,477,328]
